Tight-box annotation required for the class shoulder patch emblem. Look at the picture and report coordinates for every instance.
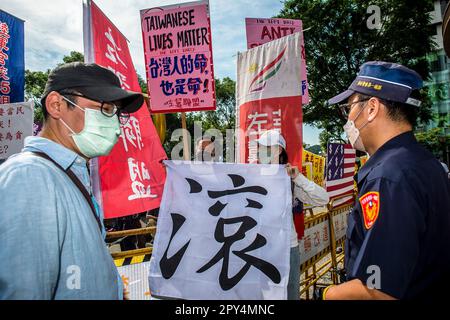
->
[359,191,380,229]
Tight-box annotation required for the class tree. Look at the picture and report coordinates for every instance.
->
[277,0,436,146]
[61,51,85,65]
[26,52,84,125]
[305,144,322,155]
[416,128,450,161]
[137,73,148,94]
[25,69,50,125]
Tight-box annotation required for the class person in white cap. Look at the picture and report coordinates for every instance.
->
[257,129,329,300]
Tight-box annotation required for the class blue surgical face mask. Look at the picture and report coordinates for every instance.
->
[60,97,121,158]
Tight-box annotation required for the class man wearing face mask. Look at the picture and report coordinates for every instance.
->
[320,61,450,300]
[0,62,144,299]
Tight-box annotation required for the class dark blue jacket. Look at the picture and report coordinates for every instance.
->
[345,131,450,300]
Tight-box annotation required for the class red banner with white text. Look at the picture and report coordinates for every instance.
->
[236,32,303,167]
[238,97,302,167]
[85,0,167,219]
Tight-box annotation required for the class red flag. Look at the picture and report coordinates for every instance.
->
[236,33,303,168]
[84,1,167,218]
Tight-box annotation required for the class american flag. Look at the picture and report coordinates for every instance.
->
[325,143,356,207]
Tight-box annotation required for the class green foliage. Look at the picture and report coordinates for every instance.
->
[163,77,236,159]
[278,0,436,140]
[305,144,322,155]
[26,52,84,125]
[137,73,148,94]
[61,51,85,65]
[416,128,450,159]
[25,69,50,124]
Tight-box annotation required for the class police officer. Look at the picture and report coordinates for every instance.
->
[322,61,450,300]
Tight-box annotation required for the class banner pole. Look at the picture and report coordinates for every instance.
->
[181,112,190,161]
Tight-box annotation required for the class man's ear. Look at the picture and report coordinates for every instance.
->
[45,91,63,120]
[366,97,380,122]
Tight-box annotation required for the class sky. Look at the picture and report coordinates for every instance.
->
[1,0,322,145]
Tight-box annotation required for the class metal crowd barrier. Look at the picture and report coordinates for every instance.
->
[300,193,356,299]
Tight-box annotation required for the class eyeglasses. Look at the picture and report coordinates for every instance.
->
[60,91,130,125]
[338,98,371,118]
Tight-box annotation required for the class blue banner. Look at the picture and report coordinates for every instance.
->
[0,10,24,104]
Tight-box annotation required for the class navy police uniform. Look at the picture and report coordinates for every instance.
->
[328,61,450,300]
[346,131,450,299]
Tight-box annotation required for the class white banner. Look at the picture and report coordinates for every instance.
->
[149,161,292,300]
[236,32,303,107]
[0,101,33,160]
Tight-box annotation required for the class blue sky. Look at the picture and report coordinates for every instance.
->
[1,0,322,145]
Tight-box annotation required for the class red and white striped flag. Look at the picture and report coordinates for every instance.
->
[325,143,356,208]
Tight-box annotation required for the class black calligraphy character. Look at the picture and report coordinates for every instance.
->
[196,216,281,290]
[207,174,267,216]
[159,177,205,278]
[159,213,191,279]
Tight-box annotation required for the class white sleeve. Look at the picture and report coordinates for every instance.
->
[292,173,330,206]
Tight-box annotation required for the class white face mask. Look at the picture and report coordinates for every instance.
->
[60,97,121,158]
[343,103,369,152]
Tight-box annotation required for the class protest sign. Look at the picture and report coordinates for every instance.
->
[236,32,303,167]
[245,17,309,105]
[84,0,167,218]
[302,149,325,186]
[0,10,24,104]
[140,1,215,113]
[0,101,33,159]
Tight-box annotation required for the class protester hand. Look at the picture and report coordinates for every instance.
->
[286,163,300,179]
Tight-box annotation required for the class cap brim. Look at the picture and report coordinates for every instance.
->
[327,90,354,106]
[77,86,144,113]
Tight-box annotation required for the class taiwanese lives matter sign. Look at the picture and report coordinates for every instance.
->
[140,0,216,113]
[149,161,291,300]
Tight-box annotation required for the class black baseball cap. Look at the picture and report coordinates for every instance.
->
[41,62,144,113]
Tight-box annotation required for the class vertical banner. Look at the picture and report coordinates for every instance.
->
[140,0,216,113]
[0,101,33,159]
[245,18,309,105]
[84,0,167,218]
[236,32,303,168]
[0,10,24,104]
